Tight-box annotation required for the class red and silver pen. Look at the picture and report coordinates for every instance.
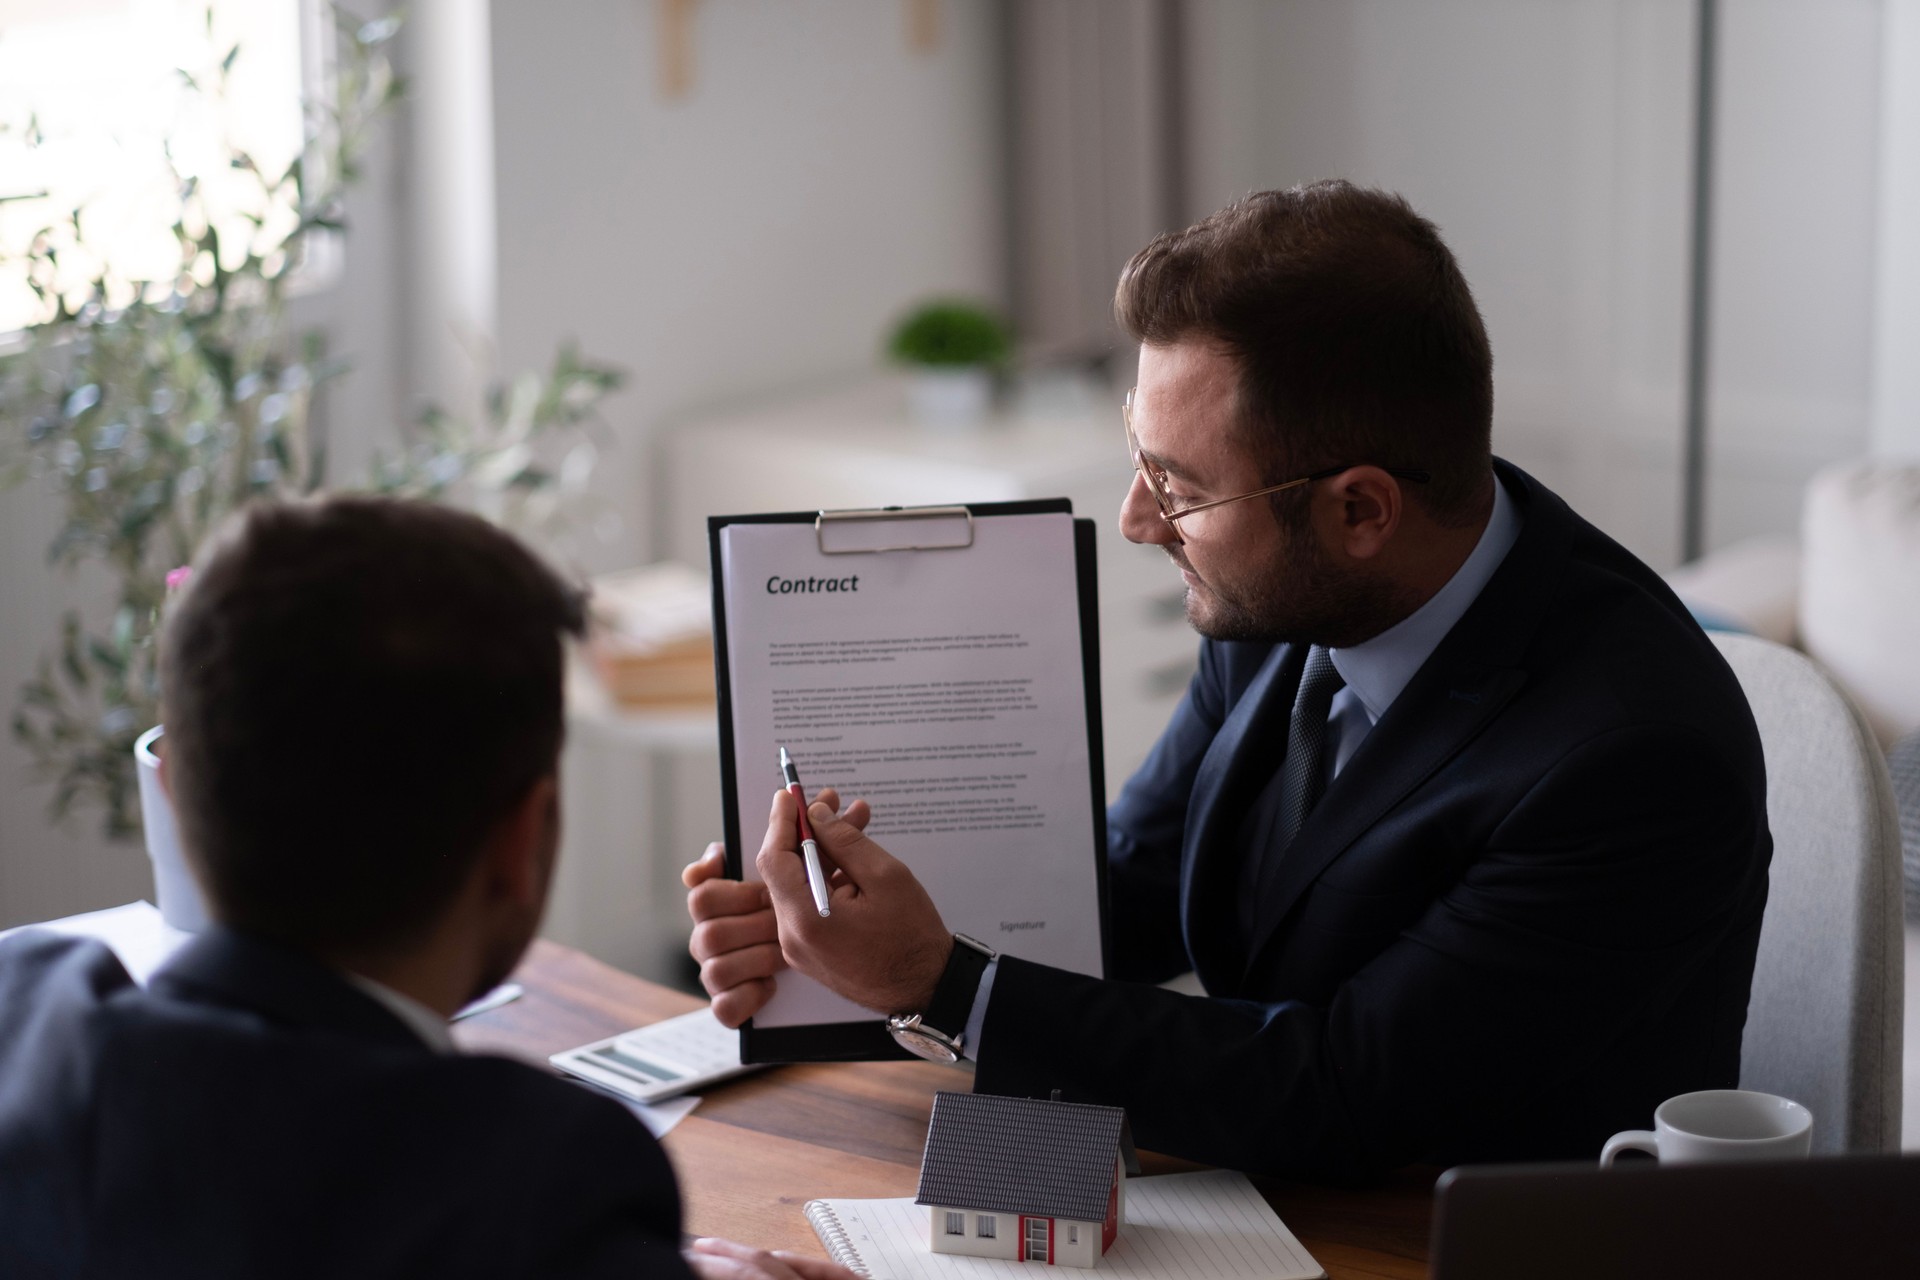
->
[779,746,832,917]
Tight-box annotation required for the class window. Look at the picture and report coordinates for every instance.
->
[944,1212,964,1236]
[0,0,310,334]
[976,1215,996,1239]
[1069,1225,1079,1245]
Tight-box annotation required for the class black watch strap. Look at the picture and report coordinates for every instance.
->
[919,933,996,1038]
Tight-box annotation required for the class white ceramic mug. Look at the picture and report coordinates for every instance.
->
[1600,1089,1813,1165]
[135,725,210,932]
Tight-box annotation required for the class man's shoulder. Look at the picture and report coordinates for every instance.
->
[0,932,665,1184]
[1488,465,1725,663]
[0,927,136,993]
[0,930,140,1070]
[1472,468,1762,771]
[421,1045,660,1138]
[0,933,150,1275]
[0,947,684,1277]
[104,982,653,1145]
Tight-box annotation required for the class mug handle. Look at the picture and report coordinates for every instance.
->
[1599,1130,1658,1166]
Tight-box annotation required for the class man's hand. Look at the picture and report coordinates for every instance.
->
[683,788,871,1027]
[758,789,951,1015]
[684,1236,861,1280]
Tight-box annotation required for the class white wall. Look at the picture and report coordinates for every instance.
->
[483,0,1008,975]
[1182,0,1890,569]
[1705,0,1885,548]
[486,0,1007,573]
[1184,0,1694,568]
[1872,0,1920,458]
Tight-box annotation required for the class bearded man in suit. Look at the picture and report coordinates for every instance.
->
[685,181,1772,1182]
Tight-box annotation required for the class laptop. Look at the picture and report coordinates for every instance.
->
[1430,1155,1920,1279]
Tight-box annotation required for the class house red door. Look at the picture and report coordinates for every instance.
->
[1021,1215,1052,1263]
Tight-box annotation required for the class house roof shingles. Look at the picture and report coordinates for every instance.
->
[914,1091,1125,1223]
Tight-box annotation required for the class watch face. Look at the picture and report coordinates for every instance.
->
[888,1017,960,1064]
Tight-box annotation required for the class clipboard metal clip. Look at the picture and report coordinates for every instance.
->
[815,505,975,555]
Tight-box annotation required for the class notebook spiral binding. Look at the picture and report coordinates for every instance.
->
[803,1200,871,1278]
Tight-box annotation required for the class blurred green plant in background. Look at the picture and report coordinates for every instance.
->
[0,8,621,838]
[885,298,1013,369]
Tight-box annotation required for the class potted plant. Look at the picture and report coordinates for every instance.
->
[886,298,1012,428]
[1,10,621,926]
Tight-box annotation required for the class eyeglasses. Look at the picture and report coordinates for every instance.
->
[1123,387,1431,545]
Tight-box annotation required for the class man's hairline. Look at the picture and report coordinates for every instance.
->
[1133,335,1269,490]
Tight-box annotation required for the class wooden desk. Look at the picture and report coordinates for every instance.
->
[455,940,1435,1280]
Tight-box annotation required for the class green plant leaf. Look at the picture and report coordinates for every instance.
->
[886,299,1014,368]
[87,637,127,675]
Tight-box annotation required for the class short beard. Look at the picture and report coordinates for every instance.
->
[1177,519,1419,649]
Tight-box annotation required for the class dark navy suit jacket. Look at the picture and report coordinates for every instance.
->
[0,927,692,1279]
[974,462,1772,1181]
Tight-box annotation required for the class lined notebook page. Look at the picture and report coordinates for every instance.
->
[804,1170,1325,1280]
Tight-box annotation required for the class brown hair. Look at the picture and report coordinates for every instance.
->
[1116,181,1494,525]
[160,496,586,953]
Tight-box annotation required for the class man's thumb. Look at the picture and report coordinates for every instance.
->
[808,800,886,879]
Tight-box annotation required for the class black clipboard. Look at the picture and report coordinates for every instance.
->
[706,498,1110,1063]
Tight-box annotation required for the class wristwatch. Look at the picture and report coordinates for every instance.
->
[886,933,996,1063]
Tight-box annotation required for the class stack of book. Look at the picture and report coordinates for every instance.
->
[586,564,715,708]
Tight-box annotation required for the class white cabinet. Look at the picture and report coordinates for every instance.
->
[658,375,1199,799]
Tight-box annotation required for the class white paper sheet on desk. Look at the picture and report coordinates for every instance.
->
[719,512,1104,1028]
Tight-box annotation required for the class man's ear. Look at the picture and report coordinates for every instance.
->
[1321,466,1404,561]
[483,774,560,909]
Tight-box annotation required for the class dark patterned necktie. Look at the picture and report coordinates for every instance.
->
[1236,645,1347,937]
[1275,644,1345,853]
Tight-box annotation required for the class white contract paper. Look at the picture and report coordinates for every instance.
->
[719,511,1103,1028]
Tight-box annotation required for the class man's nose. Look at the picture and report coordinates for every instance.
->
[1119,471,1177,547]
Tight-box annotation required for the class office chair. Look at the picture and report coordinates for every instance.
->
[1710,632,1904,1153]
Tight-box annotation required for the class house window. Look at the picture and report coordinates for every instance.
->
[977,1215,997,1239]
[945,1212,964,1236]
[1069,1225,1079,1244]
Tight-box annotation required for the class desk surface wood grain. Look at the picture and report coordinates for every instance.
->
[455,940,1434,1280]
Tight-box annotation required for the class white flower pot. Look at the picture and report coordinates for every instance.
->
[909,366,995,430]
[135,725,210,932]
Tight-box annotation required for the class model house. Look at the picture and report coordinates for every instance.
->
[915,1091,1137,1268]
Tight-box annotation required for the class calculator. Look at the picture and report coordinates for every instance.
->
[549,1006,760,1104]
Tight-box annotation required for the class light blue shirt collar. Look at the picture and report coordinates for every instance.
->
[1326,474,1521,770]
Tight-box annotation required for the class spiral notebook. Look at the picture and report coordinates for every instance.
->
[803,1170,1325,1280]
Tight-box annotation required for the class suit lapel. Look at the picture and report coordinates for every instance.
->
[1237,664,1526,975]
[1180,643,1304,989]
